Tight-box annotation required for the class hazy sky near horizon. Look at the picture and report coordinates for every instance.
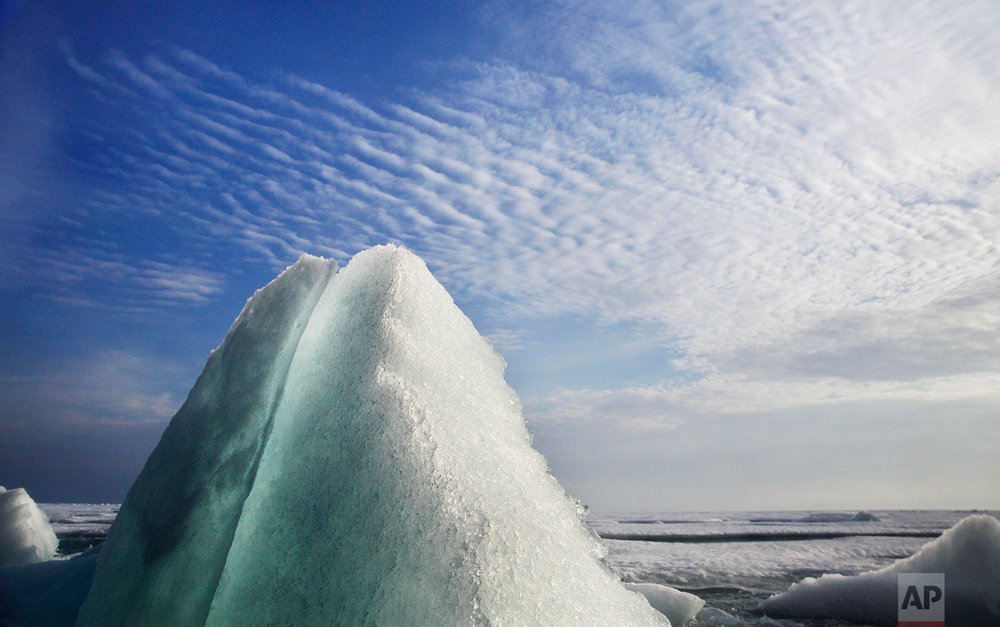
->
[1,0,998,510]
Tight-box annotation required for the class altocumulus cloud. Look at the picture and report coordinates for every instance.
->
[6,1,999,506]
[47,2,1000,397]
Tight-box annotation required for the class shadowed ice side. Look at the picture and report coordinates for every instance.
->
[76,245,665,625]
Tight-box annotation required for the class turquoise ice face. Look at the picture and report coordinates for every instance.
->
[76,245,666,626]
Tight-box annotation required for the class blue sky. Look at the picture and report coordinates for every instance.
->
[1,0,998,510]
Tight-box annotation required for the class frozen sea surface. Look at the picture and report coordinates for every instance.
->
[40,503,118,555]
[39,505,997,625]
[592,509,998,624]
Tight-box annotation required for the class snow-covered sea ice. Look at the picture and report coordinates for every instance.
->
[761,514,1000,625]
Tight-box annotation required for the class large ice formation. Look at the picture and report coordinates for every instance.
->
[0,486,58,565]
[761,514,1000,625]
[77,245,665,625]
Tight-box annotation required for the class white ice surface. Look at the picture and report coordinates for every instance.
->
[589,509,959,541]
[77,245,664,625]
[761,514,1000,624]
[605,534,928,593]
[0,486,58,565]
[39,503,118,538]
[594,509,975,594]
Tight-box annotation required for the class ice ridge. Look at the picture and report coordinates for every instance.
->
[76,245,664,626]
[77,255,337,625]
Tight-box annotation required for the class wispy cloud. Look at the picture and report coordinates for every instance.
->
[34,246,225,310]
[0,349,185,428]
[15,0,999,422]
[528,371,1000,428]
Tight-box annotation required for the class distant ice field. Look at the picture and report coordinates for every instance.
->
[593,509,962,593]
[592,509,997,624]
[40,504,118,555]
[39,505,997,625]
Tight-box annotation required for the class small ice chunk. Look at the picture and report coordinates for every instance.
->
[761,514,1000,624]
[851,511,879,521]
[626,583,705,626]
[0,486,58,565]
[692,606,742,626]
[799,512,855,523]
[798,511,879,522]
